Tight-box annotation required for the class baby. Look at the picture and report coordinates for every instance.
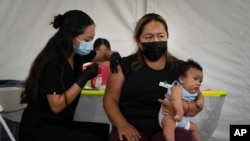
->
[159,59,204,141]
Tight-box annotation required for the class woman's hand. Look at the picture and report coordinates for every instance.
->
[117,123,141,141]
[183,92,204,117]
[157,94,176,116]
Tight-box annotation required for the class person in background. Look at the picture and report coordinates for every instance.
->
[159,59,203,141]
[91,38,112,89]
[103,13,204,141]
[19,10,121,141]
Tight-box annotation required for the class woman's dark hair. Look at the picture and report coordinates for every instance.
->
[93,38,111,50]
[21,10,95,103]
[131,13,178,70]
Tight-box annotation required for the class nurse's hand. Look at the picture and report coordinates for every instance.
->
[75,63,98,88]
[110,52,121,73]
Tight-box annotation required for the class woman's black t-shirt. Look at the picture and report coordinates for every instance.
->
[119,54,183,132]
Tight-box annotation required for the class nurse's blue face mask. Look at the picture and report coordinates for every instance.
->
[74,38,93,56]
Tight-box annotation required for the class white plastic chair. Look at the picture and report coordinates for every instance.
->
[0,87,27,141]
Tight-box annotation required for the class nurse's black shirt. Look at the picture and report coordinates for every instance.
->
[20,51,96,131]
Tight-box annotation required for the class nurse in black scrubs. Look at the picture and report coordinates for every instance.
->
[19,10,120,141]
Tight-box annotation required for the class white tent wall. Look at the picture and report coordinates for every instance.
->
[0,0,250,141]
[0,0,146,80]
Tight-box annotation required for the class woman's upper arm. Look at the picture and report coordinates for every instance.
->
[103,65,128,127]
[104,65,124,104]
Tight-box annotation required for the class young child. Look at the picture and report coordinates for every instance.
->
[91,38,111,89]
[158,59,204,141]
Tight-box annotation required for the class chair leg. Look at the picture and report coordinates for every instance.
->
[0,115,16,141]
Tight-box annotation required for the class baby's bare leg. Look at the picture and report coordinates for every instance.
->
[189,121,201,141]
[162,115,176,141]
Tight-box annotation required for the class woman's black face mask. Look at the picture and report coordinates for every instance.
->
[141,41,167,61]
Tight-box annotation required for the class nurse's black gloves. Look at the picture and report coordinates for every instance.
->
[75,63,99,88]
[110,52,121,73]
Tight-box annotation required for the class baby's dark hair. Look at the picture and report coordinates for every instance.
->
[178,59,202,77]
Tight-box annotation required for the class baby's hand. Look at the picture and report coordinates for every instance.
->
[196,99,204,109]
[174,115,182,122]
